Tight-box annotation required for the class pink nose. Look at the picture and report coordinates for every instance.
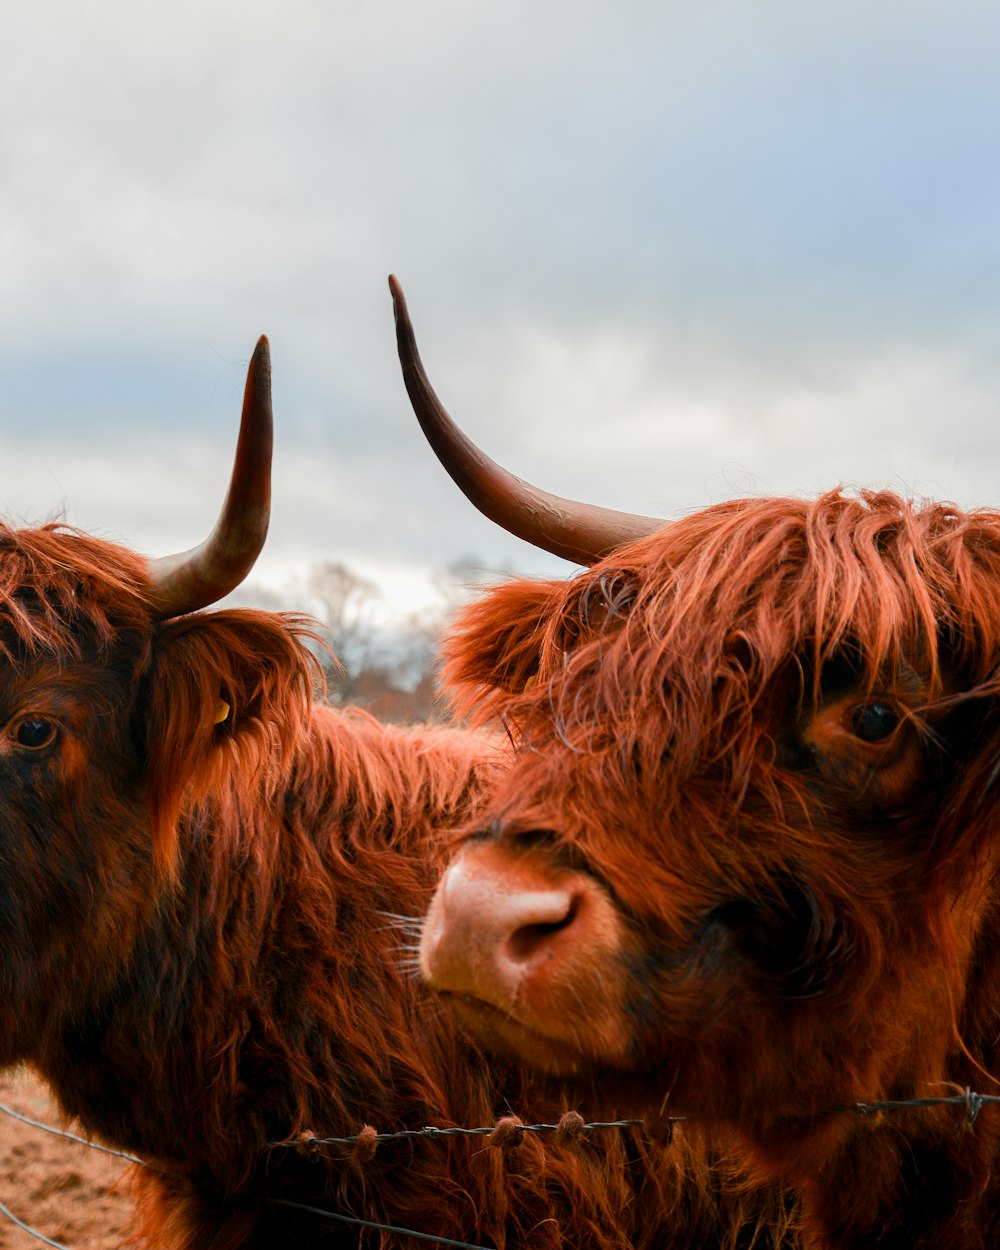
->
[419,842,610,1013]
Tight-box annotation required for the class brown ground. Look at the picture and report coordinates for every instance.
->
[0,1069,135,1250]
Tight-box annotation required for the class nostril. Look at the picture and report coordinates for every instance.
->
[507,894,580,962]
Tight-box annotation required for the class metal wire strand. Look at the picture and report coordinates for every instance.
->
[274,1199,494,1249]
[0,1100,148,1167]
[0,1198,71,1250]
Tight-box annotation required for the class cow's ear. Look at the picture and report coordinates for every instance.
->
[142,609,318,873]
[441,578,565,724]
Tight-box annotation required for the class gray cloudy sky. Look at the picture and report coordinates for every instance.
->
[3,0,1000,612]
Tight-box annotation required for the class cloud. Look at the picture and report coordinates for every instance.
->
[2,0,1000,610]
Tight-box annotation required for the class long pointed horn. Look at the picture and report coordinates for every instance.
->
[147,335,272,618]
[389,276,664,567]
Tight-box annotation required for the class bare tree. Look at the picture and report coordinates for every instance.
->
[307,562,383,704]
[234,558,520,723]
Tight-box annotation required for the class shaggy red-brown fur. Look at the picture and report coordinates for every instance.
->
[428,489,1000,1250]
[0,521,791,1248]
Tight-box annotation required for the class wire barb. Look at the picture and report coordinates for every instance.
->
[966,1088,985,1124]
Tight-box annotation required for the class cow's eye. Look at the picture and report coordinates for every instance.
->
[13,717,57,750]
[849,703,899,743]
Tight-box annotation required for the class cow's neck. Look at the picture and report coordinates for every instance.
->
[35,708,500,1177]
[790,895,1000,1248]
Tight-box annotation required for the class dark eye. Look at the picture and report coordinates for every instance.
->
[14,717,57,750]
[849,703,899,743]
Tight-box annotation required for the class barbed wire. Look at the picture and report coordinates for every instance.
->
[265,1087,999,1156]
[835,1090,1000,1123]
[2,1087,999,1250]
[267,1112,651,1154]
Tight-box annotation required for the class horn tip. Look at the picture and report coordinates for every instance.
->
[248,336,272,390]
[388,274,410,324]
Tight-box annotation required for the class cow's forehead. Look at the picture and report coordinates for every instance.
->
[563,492,999,665]
[0,523,153,662]
[495,490,1000,767]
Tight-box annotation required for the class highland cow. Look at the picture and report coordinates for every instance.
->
[392,278,1000,1250]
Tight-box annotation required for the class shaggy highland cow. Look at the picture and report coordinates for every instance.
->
[391,277,1000,1250]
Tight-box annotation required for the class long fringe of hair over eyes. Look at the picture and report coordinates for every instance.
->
[0,524,155,662]
[446,491,1000,750]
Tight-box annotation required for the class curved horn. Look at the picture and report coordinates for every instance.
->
[389,275,664,566]
[147,335,272,618]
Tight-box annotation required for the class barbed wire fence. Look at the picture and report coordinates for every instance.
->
[1,1088,998,1250]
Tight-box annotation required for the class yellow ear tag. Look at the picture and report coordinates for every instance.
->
[213,700,231,726]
